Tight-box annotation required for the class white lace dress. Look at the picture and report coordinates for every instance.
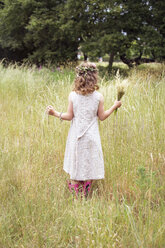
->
[63,91,104,181]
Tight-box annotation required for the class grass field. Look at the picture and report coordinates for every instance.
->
[0,62,165,248]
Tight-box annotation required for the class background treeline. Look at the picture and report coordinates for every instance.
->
[0,0,164,70]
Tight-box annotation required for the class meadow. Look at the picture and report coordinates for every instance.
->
[0,62,164,248]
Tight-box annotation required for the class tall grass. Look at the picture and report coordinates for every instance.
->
[0,62,164,248]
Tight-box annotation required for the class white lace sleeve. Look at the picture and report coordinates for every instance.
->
[69,91,75,102]
[96,91,103,102]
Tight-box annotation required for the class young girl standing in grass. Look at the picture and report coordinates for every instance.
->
[46,62,121,198]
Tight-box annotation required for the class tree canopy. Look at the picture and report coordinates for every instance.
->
[0,0,164,68]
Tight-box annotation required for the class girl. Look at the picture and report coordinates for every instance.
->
[46,62,121,198]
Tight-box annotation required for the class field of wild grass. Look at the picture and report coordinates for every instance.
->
[0,62,165,248]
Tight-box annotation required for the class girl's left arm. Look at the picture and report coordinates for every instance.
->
[46,100,74,121]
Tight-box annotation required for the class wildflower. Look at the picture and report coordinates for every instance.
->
[115,79,128,114]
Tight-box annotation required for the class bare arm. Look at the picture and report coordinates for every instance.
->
[46,99,74,121]
[97,95,121,121]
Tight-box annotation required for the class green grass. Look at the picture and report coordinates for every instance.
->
[0,62,165,248]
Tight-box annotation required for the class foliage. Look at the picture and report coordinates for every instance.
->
[78,0,165,69]
[0,0,34,61]
[0,0,78,64]
[24,0,78,65]
[0,0,164,66]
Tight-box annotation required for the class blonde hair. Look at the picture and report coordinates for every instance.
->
[73,62,99,95]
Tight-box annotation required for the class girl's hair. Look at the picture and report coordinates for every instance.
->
[73,62,99,95]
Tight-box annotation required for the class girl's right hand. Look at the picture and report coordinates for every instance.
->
[46,105,55,116]
[114,101,122,109]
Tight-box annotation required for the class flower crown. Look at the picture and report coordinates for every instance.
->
[76,65,98,73]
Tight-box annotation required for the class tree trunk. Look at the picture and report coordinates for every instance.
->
[84,53,88,61]
[120,53,155,68]
[108,52,115,72]
[120,54,134,68]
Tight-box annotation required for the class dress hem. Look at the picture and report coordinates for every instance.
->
[63,168,104,180]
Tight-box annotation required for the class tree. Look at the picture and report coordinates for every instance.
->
[81,0,161,69]
[0,0,34,62]
[64,0,165,70]
[118,0,165,67]
[63,0,147,70]
[0,0,79,64]
[24,0,79,65]
[147,0,165,61]
[0,0,164,66]
[60,0,96,61]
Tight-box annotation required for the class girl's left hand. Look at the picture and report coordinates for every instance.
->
[114,100,122,109]
[46,105,55,116]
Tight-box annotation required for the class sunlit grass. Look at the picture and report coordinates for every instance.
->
[0,62,164,247]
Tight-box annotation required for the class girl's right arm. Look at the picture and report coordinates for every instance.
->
[97,95,121,121]
[46,99,74,121]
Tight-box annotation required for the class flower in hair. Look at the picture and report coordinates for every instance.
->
[76,66,98,73]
